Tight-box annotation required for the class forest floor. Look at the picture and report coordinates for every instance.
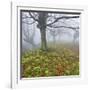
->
[21,43,79,78]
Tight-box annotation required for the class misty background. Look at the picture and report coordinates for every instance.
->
[21,11,80,52]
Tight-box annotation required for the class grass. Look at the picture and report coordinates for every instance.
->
[21,43,79,78]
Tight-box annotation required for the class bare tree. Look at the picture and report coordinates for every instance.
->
[73,30,79,45]
[23,27,36,48]
[22,17,36,48]
[21,11,80,51]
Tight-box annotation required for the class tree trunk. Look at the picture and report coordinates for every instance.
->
[53,36,56,48]
[40,28,47,51]
[37,12,48,51]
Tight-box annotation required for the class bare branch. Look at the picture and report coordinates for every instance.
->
[22,21,35,25]
[29,12,39,22]
[46,16,79,26]
[47,25,79,32]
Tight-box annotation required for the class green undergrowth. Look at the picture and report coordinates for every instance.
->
[21,47,79,78]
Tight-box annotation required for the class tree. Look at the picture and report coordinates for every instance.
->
[73,30,79,45]
[22,16,36,48]
[36,12,48,50]
[22,11,80,51]
[23,25,36,48]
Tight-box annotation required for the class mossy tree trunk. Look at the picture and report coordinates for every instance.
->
[40,28,47,51]
[37,12,47,51]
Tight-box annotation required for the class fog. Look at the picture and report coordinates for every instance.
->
[21,11,80,52]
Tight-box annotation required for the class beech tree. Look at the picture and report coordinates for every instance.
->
[22,11,80,51]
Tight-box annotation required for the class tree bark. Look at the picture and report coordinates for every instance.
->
[37,12,48,51]
[40,28,47,51]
